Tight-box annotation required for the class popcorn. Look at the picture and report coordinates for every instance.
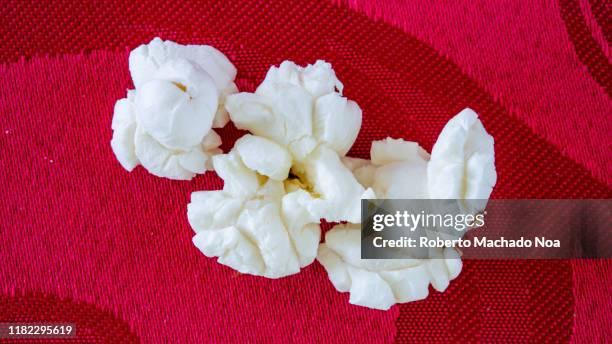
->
[344,108,497,208]
[318,108,496,309]
[111,38,237,180]
[427,108,497,201]
[186,61,373,278]
[234,134,292,181]
[225,60,371,223]
[317,224,462,310]
[111,41,500,306]
[187,149,320,278]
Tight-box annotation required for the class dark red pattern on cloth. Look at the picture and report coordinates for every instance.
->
[559,0,611,96]
[0,0,610,342]
[587,0,611,43]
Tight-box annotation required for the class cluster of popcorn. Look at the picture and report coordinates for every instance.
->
[111,38,497,310]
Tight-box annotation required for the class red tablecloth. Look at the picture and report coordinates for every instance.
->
[1,0,610,342]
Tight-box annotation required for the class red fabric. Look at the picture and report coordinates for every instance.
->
[0,0,610,342]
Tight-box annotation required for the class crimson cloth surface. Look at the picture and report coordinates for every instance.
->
[0,0,610,342]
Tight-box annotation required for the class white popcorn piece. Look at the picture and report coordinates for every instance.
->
[129,37,238,127]
[427,108,497,201]
[344,108,497,205]
[225,60,370,223]
[317,224,462,310]
[189,63,371,275]
[321,108,496,309]
[187,150,322,279]
[234,134,292,181]
[111,37,237,180]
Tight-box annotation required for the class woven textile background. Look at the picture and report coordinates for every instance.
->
[0,0,610,342]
